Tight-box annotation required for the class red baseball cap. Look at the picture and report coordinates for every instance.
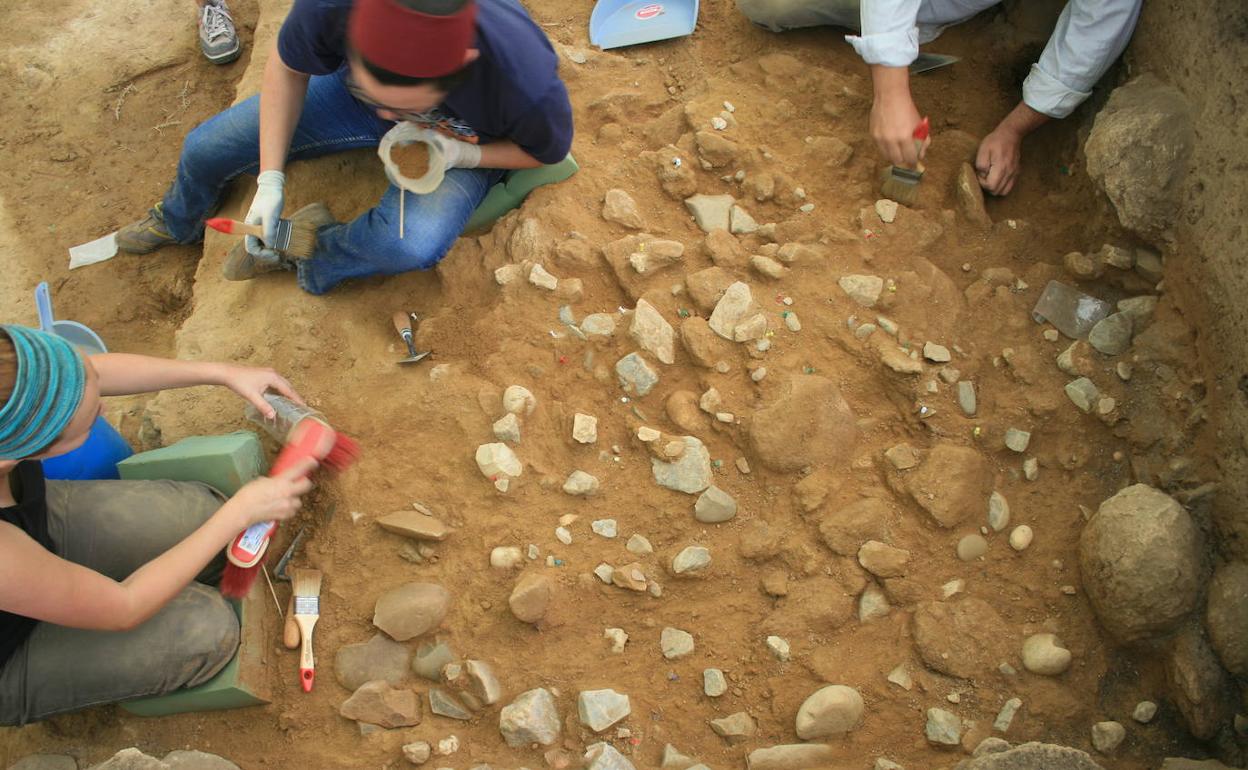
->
[349,0,477,78]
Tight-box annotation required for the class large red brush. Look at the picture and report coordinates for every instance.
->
[219,419,359,599]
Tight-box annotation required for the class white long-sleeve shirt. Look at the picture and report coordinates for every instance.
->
[845,0,1143,118]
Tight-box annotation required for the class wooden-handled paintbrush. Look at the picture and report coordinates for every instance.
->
[292,568,322,693]
[880,116,930,207]
[205,217,318,259]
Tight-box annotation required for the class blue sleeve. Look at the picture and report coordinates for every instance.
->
[276,0,347,76]
[506,81,574,165]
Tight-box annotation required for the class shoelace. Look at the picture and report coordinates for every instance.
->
[201,1,234,42]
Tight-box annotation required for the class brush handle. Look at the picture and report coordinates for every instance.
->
[392,310,413,339]
[295,615,318,692]
[283,595,300,649]
[205,218,264,238]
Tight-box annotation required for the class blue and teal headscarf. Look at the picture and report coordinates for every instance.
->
[0,325,87,460]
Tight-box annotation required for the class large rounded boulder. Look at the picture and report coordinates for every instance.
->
[1078,484,1203,644]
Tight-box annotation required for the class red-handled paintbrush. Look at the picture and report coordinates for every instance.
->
[205,217,318,259]
[880,116,931,207]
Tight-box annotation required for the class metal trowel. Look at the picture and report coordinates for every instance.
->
[392,310,431,365]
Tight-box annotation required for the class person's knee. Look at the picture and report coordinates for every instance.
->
[181,587,240,687]
[381,223,456,273]
[736,0,799,29]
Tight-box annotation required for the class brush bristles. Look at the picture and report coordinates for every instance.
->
[324,433,361,471]
[880,168,923,208]
[292,568,323,599]
[282,219,319,259]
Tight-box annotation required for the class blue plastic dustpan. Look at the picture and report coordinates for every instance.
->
[35,281,107,355]
[589,0,699,50]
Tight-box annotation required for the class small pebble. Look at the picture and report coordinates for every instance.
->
[1023,457,1039,481]
[1091,721,1125,754]
[1043,329,1060,342]
[1009,525,1033,551]
[1004,428,1031,453]
[703,668,728,697]
[591,519,618,538]
[604,627,628,653]
[785,313,802,332]
[957,534,988,561]
[799,203,815,213]
[751,367,768,382]
[555,526,573,545]
[766,635,791,662]
[711,116,728,130]
[626,534,653,555]
[1132,701,1157,724]
[593,564,615,583]
[490,546,524,569]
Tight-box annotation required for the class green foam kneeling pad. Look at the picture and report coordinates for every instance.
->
[117,431,267,496]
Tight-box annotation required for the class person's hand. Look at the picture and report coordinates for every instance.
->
[244,169,286,257]
[975,126,1023,196]
[421,130,482,170]
[228,457,317,529]
[870,89,926,168]
[218,364,304,418]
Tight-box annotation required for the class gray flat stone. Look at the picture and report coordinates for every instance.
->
[616,352,660,396]
[651,436,712,493]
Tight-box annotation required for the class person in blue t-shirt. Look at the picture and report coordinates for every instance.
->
[117,0,574,295]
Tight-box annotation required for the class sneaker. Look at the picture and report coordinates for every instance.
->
[221,203,335,281]
[117,204,177,254]
[199,0,241,65]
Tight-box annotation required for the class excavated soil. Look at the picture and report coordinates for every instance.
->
[0,0,1228,767]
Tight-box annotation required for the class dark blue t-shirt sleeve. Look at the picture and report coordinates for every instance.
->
[277,0,349,75]
[506,80,574,165]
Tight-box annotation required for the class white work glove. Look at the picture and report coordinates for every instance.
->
[244,169,286,258]
[421,130,482,170]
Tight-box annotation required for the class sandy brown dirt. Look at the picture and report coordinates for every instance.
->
[0,0,1233,768]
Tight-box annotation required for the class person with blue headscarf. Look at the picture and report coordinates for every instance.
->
[0,324,318,725]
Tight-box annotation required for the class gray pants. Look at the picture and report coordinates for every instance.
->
[0,479,240,725]
[736,0,862,32]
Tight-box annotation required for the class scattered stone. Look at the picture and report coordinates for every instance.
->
[708,281,757,341]
[942,579,965,599]
[605,628,628,653]
[1065,378,1100,413]
[529,263,559,290]
[378,510,450,542]
[1088,312,1133,355]
[582,313,617,337]
[1118,295,1158,327]
[10,757,78,770]
[875,760,904,770]
[626,534,653,555]
[492,412,521,444]
[957,534,988,561]
[859,583,891,622]
[1080,484,1202,643]
[339,680,422,728]
[696,130,738,167]
[994,698,1023,732]
[611,562,648,592]
[616,352,660,396]
[923,342,952,363]
[695,486,737,523]
[661,627,694,659]
[1064,250,1105,280]
[685,194,735,232]
[651,436,713,493]
[1022,633,1072,676]
[591,519,617,538]
[502,385,537,415]
[1204,560,1248,676]
[412,640,455,681]
[1132,701,1157,723]
[955,162,992,227]
[1009,525,1034,551]
[703,668,727,697]
[508,573,553,624]
[839,274,885,307]
[475,443,522,481]
[335,633,412,691]
[586,742,637,770]
[429,688,472,720]
[573,413,598,444]
[403,742,432,765]
[578,689,631,732]
[766,635,791,661]
[988,491,1011,532]
[602,189,645,229]
[1024,457,1039,481]
[746,745,837,770]
[857,541,910,578]
[710,712,757,743]
[1091,721,1126,754]
[749,375,858,471]
[905,445,992,528]
[925,708,963,746]
[499,688,561,747]
[593,564,614,583]
[563,470,600,496]
[730,205,759,234]
[631,300,676,364]
[751,254,789,279]
[957,381,977,416]
[875,199,898,223]
[912,598,1012,679]
[796,685,864,738]
[672,546,711,576]
[555,526,573,545]
[1004,428,1031,453]
[373,583,451,642]
[885,443,921,470]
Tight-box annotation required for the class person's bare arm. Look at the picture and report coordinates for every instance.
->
[259,43,311,174]
[0,460,313,631]
[869,65,924,167]
[90,354,303,419]
[476,141,543,171]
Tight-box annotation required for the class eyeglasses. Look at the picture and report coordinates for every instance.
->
[343,73,432,123]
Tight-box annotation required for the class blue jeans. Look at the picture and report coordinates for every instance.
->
[159,69,504,295]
